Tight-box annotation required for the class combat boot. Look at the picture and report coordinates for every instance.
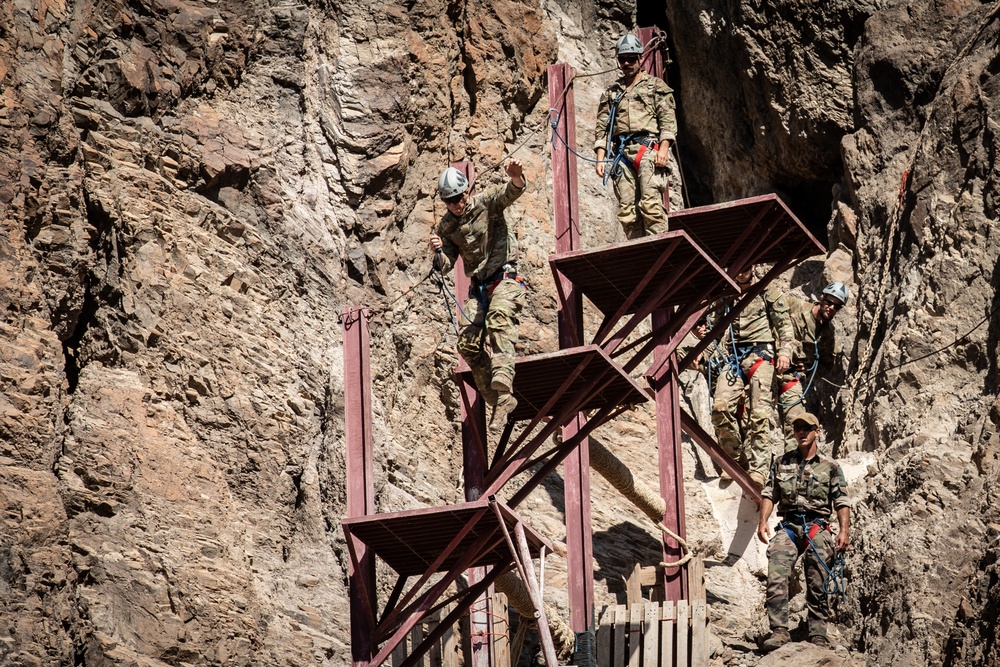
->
[490,392,518,426]
[761,628,789,652]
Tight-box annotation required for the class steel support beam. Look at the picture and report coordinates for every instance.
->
[449,159,496,667]
[548,61,595,640]
[652,308,687,601]
[344,306,376,666]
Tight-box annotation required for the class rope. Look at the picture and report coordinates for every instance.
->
[588,437,692,569]
[494,571,576,659]
[793,516,848,603]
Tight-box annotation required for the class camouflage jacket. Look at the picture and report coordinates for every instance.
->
[435,180,525,283]
[763,449,850,519]
[594,71,677,152]
[785,294,837,375]
[705,286,794,360]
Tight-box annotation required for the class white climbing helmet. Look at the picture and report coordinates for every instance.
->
[437,167,469,200]
[822,282,849,305]
[615,34,644,57]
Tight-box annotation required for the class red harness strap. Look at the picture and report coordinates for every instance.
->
[746,356,768,381]
[633,142,659,172]
[780,377,800,394]
[488,274,526,298]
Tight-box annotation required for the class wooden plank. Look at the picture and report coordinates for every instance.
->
[689,557,706,601]
[597,605,612,667]
[676,601,689,667]
[391,633,407,667]
[626,563,643,609]
[492,593,510,667]
[441,603,458,667]
[640,566,659,587]
[412,623,426,667]
[660,601,675,667]
[614,604,627,667]
[691,598,707,667]
[426,611,442,667]
[643,602,659,667]
[628,604,642,667]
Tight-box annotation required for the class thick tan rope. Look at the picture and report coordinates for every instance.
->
[588,436,692,569]
[494,571,576,659]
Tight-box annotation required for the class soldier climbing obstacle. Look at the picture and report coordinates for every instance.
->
[594,34,677,238]
[757,412,851,651]
[775,282,849,450]
[698,266,793,485]
[428,160,527,426]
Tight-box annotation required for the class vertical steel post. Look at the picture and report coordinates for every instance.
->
[548,62,596,650]
[638,26,671,213]
[448,160,494,667]
[344,306,376,666]
[652,309,688,601]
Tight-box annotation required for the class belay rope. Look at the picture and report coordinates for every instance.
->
[782,514,848,604]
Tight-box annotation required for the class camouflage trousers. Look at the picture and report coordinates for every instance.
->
[711,353,774,479]
[457,278,524,401]
[612,142,669,239]
[776,371,806,453]
[766,521,835,639]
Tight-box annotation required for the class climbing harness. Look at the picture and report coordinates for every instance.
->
[778,340,821,408]
[778,513,848,603]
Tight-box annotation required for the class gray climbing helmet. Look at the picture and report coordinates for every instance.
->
[616,34,643,57]
[438,167,469,200]
[822,282,849,305]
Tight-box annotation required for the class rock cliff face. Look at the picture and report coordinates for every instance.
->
[2,0,1000,665]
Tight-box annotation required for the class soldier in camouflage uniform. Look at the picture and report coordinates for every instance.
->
[429,160,526,425]
[594,34,678,239]
[757,412,851,651]
[703,267,793,485]
[775,283,848,450]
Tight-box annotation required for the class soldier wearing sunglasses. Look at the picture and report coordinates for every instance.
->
[757,412,851,651]
[594,34,677,239]
[774,282,849,449]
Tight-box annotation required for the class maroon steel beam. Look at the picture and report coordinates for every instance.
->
[450,161,497,667]
[681,410,762,505]
[344,305,376,666]
[549,61,595,638]
[652,309,687,601]
[638,26,671,212]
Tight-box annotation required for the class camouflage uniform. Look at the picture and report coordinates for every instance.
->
[435,180,526,399]
[762,449,850,640]
[775,293,838,449]
[705,289,792,480]
[594,71,677,238]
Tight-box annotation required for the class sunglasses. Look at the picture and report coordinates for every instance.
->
[793,424,818,433]
[618,55,639,64]
[442,193,466,205]
[820,298,844,311]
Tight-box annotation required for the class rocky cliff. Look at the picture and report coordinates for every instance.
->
[2,0,1000,665]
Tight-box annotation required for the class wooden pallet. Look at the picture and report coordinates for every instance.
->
[596,559,708,667]
[389,593,512,667]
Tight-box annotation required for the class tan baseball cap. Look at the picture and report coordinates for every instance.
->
[792,412,820,428]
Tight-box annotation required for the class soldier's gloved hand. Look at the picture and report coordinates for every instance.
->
[775,355,790,373]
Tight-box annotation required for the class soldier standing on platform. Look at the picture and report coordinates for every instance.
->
[594,34,677,239]
[703,266,793,485]
[775,282,849,450]
[758,412,851,651]
[428,160,527,426]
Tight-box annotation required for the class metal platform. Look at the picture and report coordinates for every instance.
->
[459,344,648,422]
[342,498,551,577]
[667,194,825,270]
[549,230,739,318]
